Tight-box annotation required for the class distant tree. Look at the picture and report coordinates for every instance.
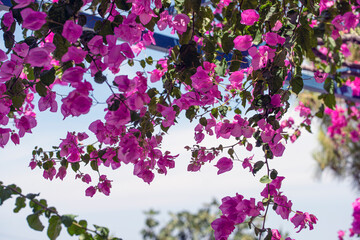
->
[141,200,258,240]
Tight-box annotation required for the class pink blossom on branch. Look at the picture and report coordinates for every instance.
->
[290,211,318,233]
[240,9,259,26]
[211,216,235,240]
[85,186,96,197]
[61,46,87,64]
[61,66,86,83]
[263,32,285,46]
[214,157,233,174]
[61,87,93,119]
[21,8,47,30]
[16,115,37,138]
[38,91,58,112]
[233,35,253,51]
[62,20,83,43]
[25,47,52,67]
[314,70,328,83]
[172,14,190,34]
[2,12,14,30]
[0,128,11,148]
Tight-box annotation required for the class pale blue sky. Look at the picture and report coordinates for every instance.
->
[0,104,358,239]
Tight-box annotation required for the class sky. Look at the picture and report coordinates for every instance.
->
[0,98,358,240]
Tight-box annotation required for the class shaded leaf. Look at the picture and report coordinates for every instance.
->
[48,215,62,240]
[27,213,45,231]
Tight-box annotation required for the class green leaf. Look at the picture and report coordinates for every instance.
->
[94,71,107,84]
[228,148,234,158]
[241,0,258,9]
[324,78,334,94]
[90,160,99,171]
[27,213,45,231]
[218,106,228,117]
[315,104,324,118]
[71,162,80,172]
[0,187,13,205]
[195,6,214,33]
[67,220,87,236]
[43,160,54,170]
[3,31,15,50]
[98,0,110,18]
[221,32,234,54]
[128,59,134,66]
[234,108,241,114]
[199,117,207,126]
[260,175,272,184]
[324,93,336,109]
[215,58,227,77]
[252,29,263,45]
[296,24,316,60]
[36,82,48,97]
[290,76,303,94]
[185,106,197,121]
[40,68,56,86]
[87,145,96,154]
[11,94,26,110]
[61,214,77,227]
[26,193,40,200]
[264,229,273,240]
[93,224,109,237]
[48,215,62,240]
[252,161,264,174]
[13,196,26,213]
[94,20,114,38]
[211,108,219,118]
[270,169,278,180]
[114,0,131,10]
[53,34,70,60]
[145,56,153,65]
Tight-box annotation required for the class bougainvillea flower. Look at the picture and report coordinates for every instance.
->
[0,49,7,62]
[62,20,82,43]
[11,133,20,145]
[88,35,108,56]
[271,229,282,240]
[2,12,14,30]
[233,35,253,51]
[21,8,47,30]
[13,43,29,58]
[314,70,328,83]
[61,46,87,64]
[62,66,86,83]
[16,115,37,137]
[25,47,51,67]
[38,91,58,112]
[85,186,96,197]
[215,157,233,174]
[263,32,285,46]
[240,9,259,26]
[211,216,235,240]
[172,13,190,34]
[0,128,11,147]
